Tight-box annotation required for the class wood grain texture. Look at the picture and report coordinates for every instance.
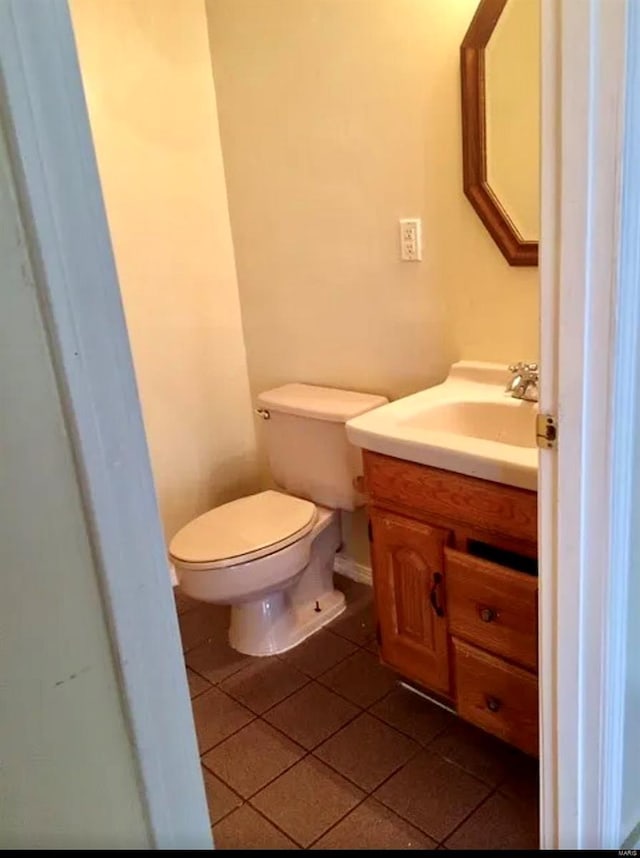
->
[446,548,538,670]
[453,638,538,756]
[364,451,538,545]
[460,0,538,266]
[370,510,452,697]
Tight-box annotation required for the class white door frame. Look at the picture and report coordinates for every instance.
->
[539,0,639,849]
[0,2,211,849]
[2,0,638,849]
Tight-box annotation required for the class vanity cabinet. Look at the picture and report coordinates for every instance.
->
[364,450,539,756]
[369,511,451,696]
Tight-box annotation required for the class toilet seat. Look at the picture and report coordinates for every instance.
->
[169,490,317,570]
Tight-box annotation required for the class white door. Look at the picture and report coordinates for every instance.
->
[539,0,640,848]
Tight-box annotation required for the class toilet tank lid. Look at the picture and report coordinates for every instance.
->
[257,383,388,423]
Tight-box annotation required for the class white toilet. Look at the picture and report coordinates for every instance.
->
[169,384,387,656]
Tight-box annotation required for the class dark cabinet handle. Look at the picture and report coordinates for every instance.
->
[486,696,501,713]
[429,572,445,618]
[479,606,496,623]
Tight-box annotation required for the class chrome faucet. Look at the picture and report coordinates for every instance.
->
[506,362,539,402]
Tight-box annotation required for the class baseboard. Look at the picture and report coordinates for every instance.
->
[333,553,372,586]
[169,563,178,587]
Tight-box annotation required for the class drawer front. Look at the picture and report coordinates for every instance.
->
[445,549,538,670]
[364,451,537,545]
[453,638,538,756]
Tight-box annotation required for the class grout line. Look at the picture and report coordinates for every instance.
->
[189,639,371,756]
[186,657,254,688]
[210,791,306,849]
[223,676,314,720]
[305,735,432,850]
[437,786,498,848]
[304,792,369,849]
[363,688,453,749]
[306,728,437,849]
[188,684,212,702]
[369,753,495,845]
[263,699,364,753]
[310,732,424,795]
[202,738,306,804]
[247,800,307,848]
[196,710,258,758]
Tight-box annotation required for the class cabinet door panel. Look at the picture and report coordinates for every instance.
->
[370,510,451,695]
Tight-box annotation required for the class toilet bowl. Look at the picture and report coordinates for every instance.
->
[170,383,388,657]
[171,491,343,655]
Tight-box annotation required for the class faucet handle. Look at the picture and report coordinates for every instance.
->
[509,361,538,376]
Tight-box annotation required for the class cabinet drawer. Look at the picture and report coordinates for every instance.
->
[453,638,538,756]
[445,549,538,670]
[363,451,537,544]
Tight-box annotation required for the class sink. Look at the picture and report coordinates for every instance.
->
[346,361,538,490]
[401,401,536,449]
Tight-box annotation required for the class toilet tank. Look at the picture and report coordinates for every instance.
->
[256,384,388,511]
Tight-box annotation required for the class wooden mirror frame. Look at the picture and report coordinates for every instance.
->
[460,0,539,266]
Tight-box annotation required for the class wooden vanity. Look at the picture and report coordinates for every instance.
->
[364,449,538,756]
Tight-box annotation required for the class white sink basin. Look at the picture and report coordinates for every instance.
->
[346,361,538,490]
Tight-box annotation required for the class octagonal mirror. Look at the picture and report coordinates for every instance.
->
[461,0,540,266]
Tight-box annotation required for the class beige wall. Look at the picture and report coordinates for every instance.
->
[207,0,539,411]
[71,0,259,541]
[0,113,149,849]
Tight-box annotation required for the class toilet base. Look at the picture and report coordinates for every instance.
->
[228,587,346,657]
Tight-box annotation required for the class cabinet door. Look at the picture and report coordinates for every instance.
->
[370,510,451,696]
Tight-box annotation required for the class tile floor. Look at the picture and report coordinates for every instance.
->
[176,578,539,850]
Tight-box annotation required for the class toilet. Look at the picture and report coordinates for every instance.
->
[169,383,387,656]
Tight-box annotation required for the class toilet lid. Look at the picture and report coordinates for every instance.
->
[168,490,317,568]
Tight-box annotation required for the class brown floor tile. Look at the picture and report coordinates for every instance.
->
[319,650,397,707]
[364,636,379,654]
[173,587,202,614]
[312,797,437,850]
[186,637,249,685]
[329,602,376,645]
[213,804,299,850]
[429,720,517,786]
[174,588,200,615]
[186,667,211,699]
[219,658,308,715]
[201,766,242,825]
[251,757,364,847]
[263,681,359,750]
[445,791,539,850]
[499,753,540,806]
[278,629,357,678]
[334,576,373,605]
[202,720,304,798]
[314,712,419,791]
[374,750,491,842]
[370,686,455,746]
[178,604,228,652]
[191,686,254,754]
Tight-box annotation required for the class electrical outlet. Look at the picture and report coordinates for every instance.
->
[399,218,422,261]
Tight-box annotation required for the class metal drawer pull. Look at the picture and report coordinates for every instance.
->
[479,606,496,623]
[486,696,501,713]
[429,572,445,618]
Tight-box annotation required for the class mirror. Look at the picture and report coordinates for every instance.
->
[461,0,540,266]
